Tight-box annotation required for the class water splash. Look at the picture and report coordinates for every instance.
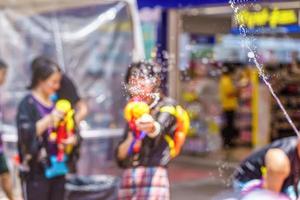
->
[217,160,235,187]
[123,79,161,107]
[229,0,300,137]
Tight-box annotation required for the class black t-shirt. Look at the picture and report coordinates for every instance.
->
[56,74,80,107]
[16,94,80,177]
[17,95,53,176]
[234,136,299,193]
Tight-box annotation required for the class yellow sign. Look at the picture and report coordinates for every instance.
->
[236,8,298,28]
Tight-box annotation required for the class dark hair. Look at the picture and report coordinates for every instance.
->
[125,61,161,84]
[28,56,61,89]
[0,60,7,70]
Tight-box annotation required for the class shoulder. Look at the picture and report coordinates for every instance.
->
[19,94,32,106]
[18,94,35,110]
[160,97,177,107]
[272,137,298,154]
[245,137,298,162]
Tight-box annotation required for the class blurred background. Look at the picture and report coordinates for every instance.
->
[0,0,300,199]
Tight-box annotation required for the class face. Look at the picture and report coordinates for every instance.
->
[0,69,7,86]
[194,63,207,77]
[39,71,61,97]
[128,76,157,102]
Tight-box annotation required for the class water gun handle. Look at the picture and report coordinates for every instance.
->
[128,131,146,155]
[124,101,150,155]
[56,123,67,161]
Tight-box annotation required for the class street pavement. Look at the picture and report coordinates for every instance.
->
[169,147,252,200]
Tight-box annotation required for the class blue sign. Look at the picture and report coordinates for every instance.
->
[137,0,229,9]
[231,25,300,35]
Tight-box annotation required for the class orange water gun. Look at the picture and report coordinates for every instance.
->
[160,105,190,158]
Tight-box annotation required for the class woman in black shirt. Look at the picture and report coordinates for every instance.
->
[17,57,78,200]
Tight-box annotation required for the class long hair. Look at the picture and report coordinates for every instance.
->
[28,56,61,89]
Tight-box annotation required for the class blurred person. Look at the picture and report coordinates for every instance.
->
[16,58,80,200]
[0,60,15,200]
[234,136,300,200]
[185,61,220,113]
[31,56,87,173]
[182,61,221,144]
[219,64,239,148]
[31,56,88,125]
[116,61,189,199]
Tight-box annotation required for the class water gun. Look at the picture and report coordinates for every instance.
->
[49,99,75,161]
[45,156,69,179]
[173,105,190,157]
[161,105,190,158]
[46,99,75,178]
[124,99,150,154]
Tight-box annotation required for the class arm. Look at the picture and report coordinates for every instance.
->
[135,109,177,139]
[17,100,63,156]
[263,148,290,193]
[35,114,53,137]
[156,111,177,136]
[36,109,64,137]
[74,100,88,124]
[17,100,41,158]
[117,131,134,161]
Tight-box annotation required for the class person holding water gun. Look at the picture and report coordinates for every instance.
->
[31,56,87,174]
[116,61,190,199]
[233,136,300,200]
[16,57,79,200]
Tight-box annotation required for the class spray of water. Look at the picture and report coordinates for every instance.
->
[229,0,300,137]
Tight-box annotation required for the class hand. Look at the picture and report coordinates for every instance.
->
[126,131,134,141]
[50,109,64,125]
[62,135,77,146]
[135,114,155,133]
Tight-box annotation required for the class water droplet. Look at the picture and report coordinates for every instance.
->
[248,51,255,59]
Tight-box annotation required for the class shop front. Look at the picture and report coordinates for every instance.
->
[161,1,300,152]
